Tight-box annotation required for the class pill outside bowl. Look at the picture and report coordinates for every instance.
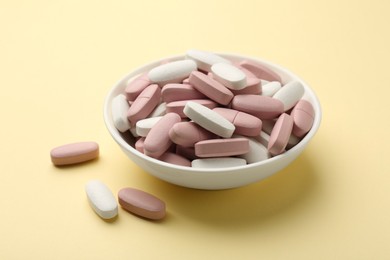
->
[104,54,322,190]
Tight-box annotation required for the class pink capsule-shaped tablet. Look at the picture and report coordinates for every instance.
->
[161,83,206,103]
[231,77,262,95]
[118,188,166,220]
[290,99,315,137]
[158,152,191,167]
[268,113,293,156]
[213,107,262,137]
[195,138,249,158]
[125,73,151,101]
[232,94,283,120]
[189,71,234,105]
[239,60,282,82]
[143,113,181,158]
[169,121,217,147]
[50,142,99,166]
[127,84,161,126]
[166,99,218,118]
[135,137,145,153]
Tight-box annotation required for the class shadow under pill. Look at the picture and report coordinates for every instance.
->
[141,152,320,231]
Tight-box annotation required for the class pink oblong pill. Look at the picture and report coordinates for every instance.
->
[50,142,99,166]
[125,73,151,101]
[232,94,283,120]
[118,188,166,220]
[213,107,262,137]
[239,60,282,82]
[268,113,293,156]
[194,138,249,157]
[290,99,315,137]
[143,113,181,158]
[166,99,217,118]
[231,77,262,95]
[135,137,145,153]
[161,83,206,103]
[158,152,191,167]
[127,84,161,126]
[189,71,234,105]
[169,121,217,147]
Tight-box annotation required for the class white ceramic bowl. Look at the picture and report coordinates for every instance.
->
[104,53,322,190]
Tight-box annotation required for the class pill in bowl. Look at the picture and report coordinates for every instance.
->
[104,50,321,190]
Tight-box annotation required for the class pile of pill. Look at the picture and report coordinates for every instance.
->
[111,50,315,168]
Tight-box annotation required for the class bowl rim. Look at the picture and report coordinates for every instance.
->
[103,53,322,174]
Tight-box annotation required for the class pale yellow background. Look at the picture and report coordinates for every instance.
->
[1,0,389,259]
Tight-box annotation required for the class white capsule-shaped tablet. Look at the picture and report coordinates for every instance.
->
[234,135,270,164]
[183,101,235,138]
[111,94,131,132]
[85,180,118,220]
[261,81,281,97]
[273,81,305,111]
[254,131,270,147]
[148,60,197,85]
[211,63,247,90]
[136,116,163,137]
[192,157,247,168]
[186,49,231,72]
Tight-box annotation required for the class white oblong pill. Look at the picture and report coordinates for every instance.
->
[273,81,305,111]
[261,81,281,97]
[136,116,163,137]
[234,135,270,164]
[183,101,235,138]
[211,63,247,90]
[186,49,231,72]
[149,102,167,118]
[85,180,118,220]
[111,94,131,132]
[192,157,247,168]
[148,60,197,85]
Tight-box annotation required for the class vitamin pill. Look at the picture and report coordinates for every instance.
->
[161,83,206,103]
[268,113,294,156]
[239,60,282,82]
[213,107,262,137]
[232,94,284,120]
[211,63,247,90]
[235,64,258,79]
[261,81,281,97]
[143,113,181,158]
[135,137,145,153]
[273,81,305,111]
[186,49,231,72]
[290,99,315,137]
[166,99,217,118]
[169,121,216,147]
[148,102,167,118]
[176,145,198,160]
[234,135,270,164]
[127,84,161,125]
[183,101,235,138]
[158,152,191,167]
[118,187,166,220]
[254,131,271,147]
[189,71,234,105]
[148,59,197,85]
[195,138,249,157]
[136,116,163,137]
[192,157,247,168]
[111,94,131,133]
[85,180,118,220]
[125,73,151,101]
[231,77,262,95]
[50,142,99,166]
